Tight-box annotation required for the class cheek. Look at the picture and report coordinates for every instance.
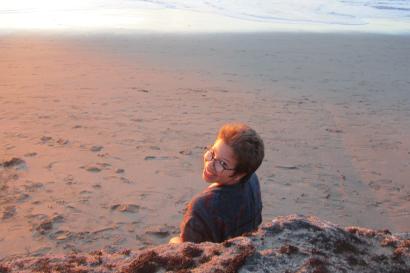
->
[203,161,212,171]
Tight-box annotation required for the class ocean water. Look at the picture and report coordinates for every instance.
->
[1,0,409,33]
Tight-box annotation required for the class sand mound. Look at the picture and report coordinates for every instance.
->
[1,215,408,273]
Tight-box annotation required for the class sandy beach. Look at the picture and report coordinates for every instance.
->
[1,32,409,259]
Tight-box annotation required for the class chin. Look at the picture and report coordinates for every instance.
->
[202,169,215,183]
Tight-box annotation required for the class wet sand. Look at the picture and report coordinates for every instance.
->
[0,32,409,259]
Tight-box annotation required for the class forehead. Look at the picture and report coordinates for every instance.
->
[212,139,237,164]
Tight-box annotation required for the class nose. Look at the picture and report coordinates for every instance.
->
[205,160,215,173]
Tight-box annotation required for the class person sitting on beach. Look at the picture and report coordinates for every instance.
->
[170,123,264,243]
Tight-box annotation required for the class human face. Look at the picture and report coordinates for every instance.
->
[202,139,245,185]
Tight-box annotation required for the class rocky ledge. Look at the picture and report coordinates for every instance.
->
[1,215,409,273]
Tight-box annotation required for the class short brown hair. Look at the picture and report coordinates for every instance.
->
[217,123,264,178]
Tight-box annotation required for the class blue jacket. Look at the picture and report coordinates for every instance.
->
[180,173,262,243]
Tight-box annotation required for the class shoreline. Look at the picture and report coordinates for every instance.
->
[2,30,410,40]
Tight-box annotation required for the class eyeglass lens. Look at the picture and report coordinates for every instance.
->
[204,149,225,173]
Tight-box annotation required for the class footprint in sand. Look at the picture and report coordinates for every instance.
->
[33,214,64,236]
[144,224,178,238]
[131,88,149,93]
[265,174,276,182]
[120,177,133,184]
[82,162,112,172]
[144,156,177,160]
[179,149,192,156]
[16,193,30,203]
[97,163,111,168]
[46,161,59,170]
[111,204,140,213]
[83,166,101,173]
[66,205,81,213]
[40,136,52,143]
[275,165,299,170]
[23,182,44,192]
[24,152,37,157]
[56,138,69,145]
[0,157,26,170]
[52,230,72,241]
[399,194,410,201]
[64,175,76,185]
[90,145,103,152]
[368,179,392,191]
[5,144,15,150]
[325,128,343,133]
[1,206,16,220]
[40,136,69,146]
[116,168,125,174]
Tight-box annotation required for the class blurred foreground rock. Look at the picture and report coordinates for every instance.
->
[1,215,409,273]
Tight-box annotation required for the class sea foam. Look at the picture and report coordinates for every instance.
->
[0,0,409,33]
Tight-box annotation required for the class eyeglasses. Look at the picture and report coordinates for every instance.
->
[204,148,235,173]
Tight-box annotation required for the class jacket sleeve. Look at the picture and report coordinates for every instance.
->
[180,197,212,243]
[180,213,208,243]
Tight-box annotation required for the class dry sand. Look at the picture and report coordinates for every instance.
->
[0,32,409,259]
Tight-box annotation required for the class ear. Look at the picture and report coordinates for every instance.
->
[230,172,246,184]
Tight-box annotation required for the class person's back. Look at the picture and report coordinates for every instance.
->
[181,173,262,243]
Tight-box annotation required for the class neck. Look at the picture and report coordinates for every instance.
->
[208,182,220,188]
[208,180,240,188]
